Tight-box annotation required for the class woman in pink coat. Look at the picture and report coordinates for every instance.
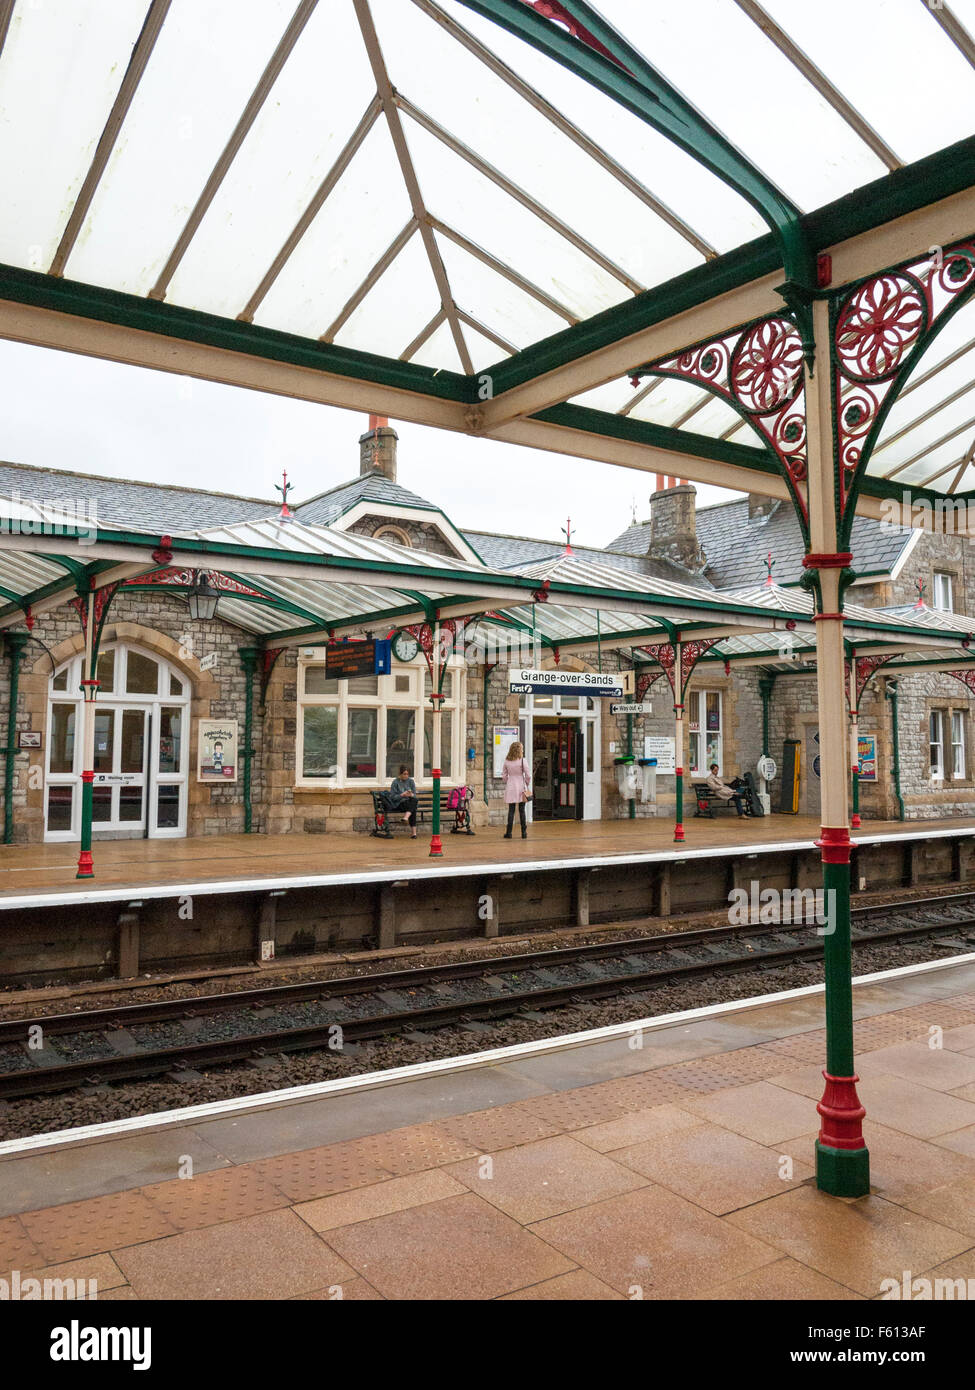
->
[502,741,531,840]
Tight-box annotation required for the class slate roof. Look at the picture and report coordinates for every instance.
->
[607,497,914,587]
[296,470,441,525]
[0,460,273,532]
[462,530,711,588]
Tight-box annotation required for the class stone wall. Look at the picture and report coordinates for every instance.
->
[347,513,459,558]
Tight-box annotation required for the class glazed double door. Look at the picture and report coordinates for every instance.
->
[46,699,187,839]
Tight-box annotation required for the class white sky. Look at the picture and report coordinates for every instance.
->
[0,338,739,547]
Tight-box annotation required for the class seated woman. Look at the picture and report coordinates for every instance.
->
[386,764,419,839]
[706,763,746,817]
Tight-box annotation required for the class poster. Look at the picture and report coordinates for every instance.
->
[493,725,519,778]
[858,733,877,782]
[643,735,676,775]
[198,719,238,782]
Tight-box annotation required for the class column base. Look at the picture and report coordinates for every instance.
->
[428,834,443,858]
[816,1068,868,1195]
[76,850,94,880]
[816,1140,870,1197]
[674,824,684,843]
[850,814,861,829]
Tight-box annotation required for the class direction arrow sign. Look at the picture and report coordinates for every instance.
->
[610,702,653,715]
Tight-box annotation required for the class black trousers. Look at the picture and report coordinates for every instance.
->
[506,802,527,833]
[388,795,418,827]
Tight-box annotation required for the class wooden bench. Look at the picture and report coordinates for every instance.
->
[692,781,747,818]
[369,788,475,838]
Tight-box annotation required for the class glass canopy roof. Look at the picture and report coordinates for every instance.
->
[0,0,973,505]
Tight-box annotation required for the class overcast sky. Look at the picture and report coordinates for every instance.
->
[0,339,740,547]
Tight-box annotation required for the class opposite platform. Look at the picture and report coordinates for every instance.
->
[2,815,974,910]
[3,958,975,1299]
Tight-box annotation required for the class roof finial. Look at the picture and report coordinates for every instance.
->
[764,552,775,587]
[915,576,925,609]
[276,470,294,521]
[561,517,574,555]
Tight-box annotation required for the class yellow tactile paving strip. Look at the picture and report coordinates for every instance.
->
[4,965,975,1298]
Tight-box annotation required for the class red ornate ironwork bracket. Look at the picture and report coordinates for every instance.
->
[947,669,975,697]
[832,238,975,537]
[845,652,896,710]
[260,647,284,704]
[635,637,722,702]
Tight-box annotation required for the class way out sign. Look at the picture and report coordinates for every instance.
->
[611,702,652,715]
[507,668,624,697]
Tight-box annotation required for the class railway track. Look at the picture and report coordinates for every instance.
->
[2,890,974,1100]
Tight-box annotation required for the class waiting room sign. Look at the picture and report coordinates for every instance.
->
[508,668,624,697]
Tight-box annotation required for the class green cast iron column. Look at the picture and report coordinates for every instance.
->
[806,296,868,1198]
[239,647,259,834]
[673,639,684,843]
[758,674,775,759]
[626,711,635,820]
[3,632,28,845]
[429,621,444,858]
[76,589,98,880]
[886,681,905,821]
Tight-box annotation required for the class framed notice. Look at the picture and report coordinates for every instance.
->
[18,731,41,749]
[643,736,675,775]
[858,734,877,782]
[198,719,238,783]
[493,725,519,778]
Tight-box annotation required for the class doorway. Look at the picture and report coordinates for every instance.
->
[518,693,601,821]
[46,644,190,841]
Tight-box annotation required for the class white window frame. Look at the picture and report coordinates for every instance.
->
[933,572,954,611]
[951,709,966,780]
[296,653,464,789]
[930,709,945,780]
[688,688,723,776]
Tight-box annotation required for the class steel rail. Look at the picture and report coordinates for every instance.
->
[1,892,972,1099]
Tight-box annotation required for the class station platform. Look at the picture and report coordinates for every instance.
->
[3,815,975,989]
[2,815,974,907]
[2,957,975,1300]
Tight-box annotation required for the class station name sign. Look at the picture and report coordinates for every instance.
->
[325,639,392,679]
[507,668,624,697]
[610,702,652,715]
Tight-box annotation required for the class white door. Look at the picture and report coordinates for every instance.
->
[45,646,189,841]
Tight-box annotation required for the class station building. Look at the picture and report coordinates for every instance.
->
[0,414,972,848]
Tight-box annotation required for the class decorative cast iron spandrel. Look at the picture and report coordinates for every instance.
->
[833,237,975,538]
[947,669,975,697]
[845,653,895,710]
[636,313,809,528]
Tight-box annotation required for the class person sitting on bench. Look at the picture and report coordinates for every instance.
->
[386,764,418,839]
[706,763,746,817]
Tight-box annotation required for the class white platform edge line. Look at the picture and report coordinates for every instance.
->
[2,950,973,1160]
[1,824,973,911]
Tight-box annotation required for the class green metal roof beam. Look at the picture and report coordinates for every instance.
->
[480,134,975,399]
[0,263,469,404]
[457,0,810,288]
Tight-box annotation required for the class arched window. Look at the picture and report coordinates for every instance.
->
[46,644,191,841]
[372,524,412,547]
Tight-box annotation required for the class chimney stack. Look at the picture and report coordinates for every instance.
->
[359,414,398,480]
[649,482,704,571]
